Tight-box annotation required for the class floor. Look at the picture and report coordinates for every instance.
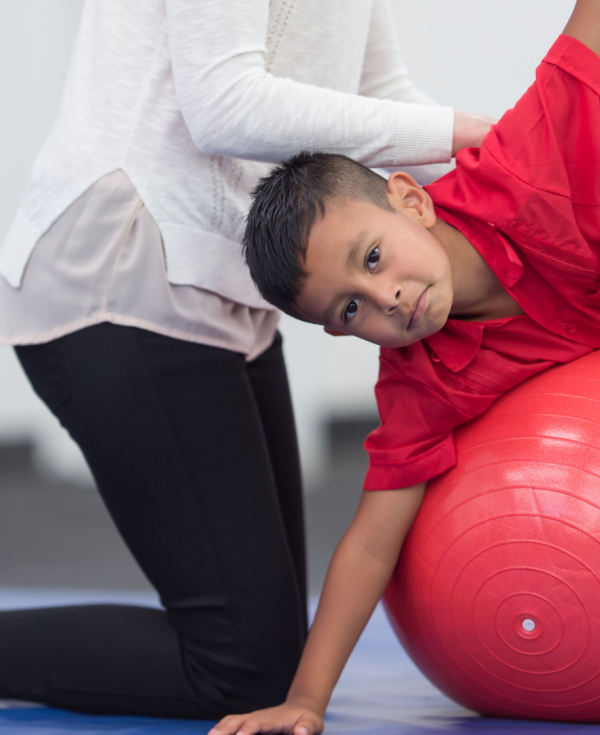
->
[0,441,597,732]
[0,591,593,734]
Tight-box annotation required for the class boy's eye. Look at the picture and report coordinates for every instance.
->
[367,247,379,272]
[344,298,361,321]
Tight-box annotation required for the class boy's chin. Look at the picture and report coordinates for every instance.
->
[365,325,445,349]
[357,332,419,349]
[323,323,446,349]
[323,327,401,348]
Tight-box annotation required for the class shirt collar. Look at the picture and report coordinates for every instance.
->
[483,228,524,289]
[433,207,525,289]
[424,320,485,372]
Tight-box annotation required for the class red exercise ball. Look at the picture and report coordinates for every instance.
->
[384,350,600,723]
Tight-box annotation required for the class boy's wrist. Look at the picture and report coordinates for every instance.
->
[285,692,327,718]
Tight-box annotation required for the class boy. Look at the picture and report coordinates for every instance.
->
[211,2,600,733]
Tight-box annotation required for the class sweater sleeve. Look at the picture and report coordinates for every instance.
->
[360,0,437,106]
[363,343,496,491]
[165,0,454,167]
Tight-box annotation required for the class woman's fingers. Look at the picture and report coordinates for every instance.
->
[452,111,499,156]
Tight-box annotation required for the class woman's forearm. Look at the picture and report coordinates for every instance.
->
[166,0,454,167]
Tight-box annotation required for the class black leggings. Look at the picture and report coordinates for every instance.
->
[5,324,307,718]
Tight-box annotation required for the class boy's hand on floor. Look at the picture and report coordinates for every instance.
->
[452,111,498,155]
[208,699,324,735]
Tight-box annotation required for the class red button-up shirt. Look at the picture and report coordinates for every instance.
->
[364,34,600,491]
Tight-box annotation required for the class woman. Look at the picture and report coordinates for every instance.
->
[0,0,493,719]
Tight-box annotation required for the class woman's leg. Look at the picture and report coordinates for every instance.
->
[2,323,306,718]
[246,332,307,633]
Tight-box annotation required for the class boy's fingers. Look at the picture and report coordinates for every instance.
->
[237,715,312,735]
[294,714,324,735]
[236,719,276,735]
[210,714,277,735]
[229,715,278,735]
[209,708,324,735]
[208,715,247,735]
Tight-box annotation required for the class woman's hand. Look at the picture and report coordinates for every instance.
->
[452,111,498,156]
[209,698,324,735]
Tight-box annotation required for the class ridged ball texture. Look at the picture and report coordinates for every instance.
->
[384,351,600,723]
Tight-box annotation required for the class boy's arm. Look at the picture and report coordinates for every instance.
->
[210,482,425,735]
[564,0,600,56]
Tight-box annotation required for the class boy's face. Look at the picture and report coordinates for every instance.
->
[295,177,454,348]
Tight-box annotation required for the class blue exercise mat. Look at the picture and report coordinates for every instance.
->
[0,590,597,734]
[0,709,215,735]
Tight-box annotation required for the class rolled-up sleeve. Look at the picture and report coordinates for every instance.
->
[364,343,500,490]
[363,324,561,491]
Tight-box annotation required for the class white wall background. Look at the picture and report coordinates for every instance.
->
[0,1,90,481]
[0,0,574,484]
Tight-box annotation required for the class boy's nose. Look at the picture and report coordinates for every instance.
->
[374,284,401,313]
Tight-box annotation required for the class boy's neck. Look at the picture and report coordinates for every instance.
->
[430,219,524,322]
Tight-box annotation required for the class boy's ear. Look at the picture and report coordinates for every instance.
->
[386,171,436,228]
[324,327,349,337]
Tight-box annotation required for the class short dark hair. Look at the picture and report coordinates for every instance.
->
[243,151,394,318]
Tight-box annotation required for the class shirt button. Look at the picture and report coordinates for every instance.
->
[487,222,496,229]
[562,322,577,334]
[431,354,441,362]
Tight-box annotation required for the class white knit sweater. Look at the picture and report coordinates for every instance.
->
[1,0,454,309]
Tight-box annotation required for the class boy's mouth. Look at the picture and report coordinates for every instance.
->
[408,288,428,330]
